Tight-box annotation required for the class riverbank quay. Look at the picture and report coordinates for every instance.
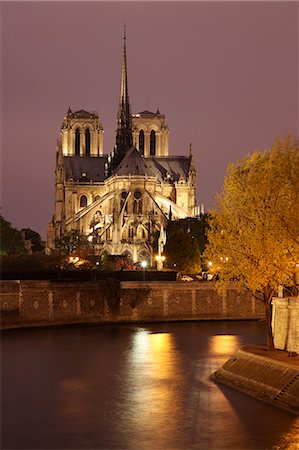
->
[0,279,264,329]
[212,346,299,415]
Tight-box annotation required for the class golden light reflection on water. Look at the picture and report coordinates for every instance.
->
[209,334,240,356]
[123,330,183,448]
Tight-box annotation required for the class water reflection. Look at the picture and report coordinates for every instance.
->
[2,322,298,450]
[59,378,92,418]
[209,334,240,356]
[122,330,184,449]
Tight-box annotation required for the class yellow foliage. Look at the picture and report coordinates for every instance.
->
[205,135,299,297]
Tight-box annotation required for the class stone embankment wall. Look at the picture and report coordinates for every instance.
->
[272,297,299,353]
[212,347,299,415]
[0,280,265,329]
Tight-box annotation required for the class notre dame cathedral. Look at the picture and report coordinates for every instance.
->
[46,33,198,264]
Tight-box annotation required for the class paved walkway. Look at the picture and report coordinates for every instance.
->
[244,345,299,367]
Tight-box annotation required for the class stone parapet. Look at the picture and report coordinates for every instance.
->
[0,280,265,329]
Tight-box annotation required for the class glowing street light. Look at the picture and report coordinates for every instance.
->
[141,260,147,281]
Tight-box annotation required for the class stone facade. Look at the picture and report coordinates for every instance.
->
[47,35,197,264]
[132,111,169,157]
[0,281,265,330]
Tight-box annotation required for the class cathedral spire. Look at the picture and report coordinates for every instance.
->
[119,24,129,108]
[113,26,133,169]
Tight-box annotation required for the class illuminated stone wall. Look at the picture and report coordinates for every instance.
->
[132,111,169,157]
[271,296,299,353]
[0,281,265,329]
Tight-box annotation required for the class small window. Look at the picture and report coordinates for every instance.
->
[128,226,134,238]
[134,191,142,200]
[80,195,87,208]
[150,130,156,156]
[133,191,142,214]
[120,191,128,213]
[85,129,90,155]
[139,130,145,155]
[75,128,80,155]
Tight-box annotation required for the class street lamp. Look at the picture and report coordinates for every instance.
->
[141,260,147,281]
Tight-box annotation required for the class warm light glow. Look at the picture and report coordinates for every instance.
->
[209,334,240,356]
[208,261,213,266]
[141,261,147,268]
[126,329,182,436]
[69,256,80,263]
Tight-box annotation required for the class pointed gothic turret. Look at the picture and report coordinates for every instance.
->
[112,27,133,170]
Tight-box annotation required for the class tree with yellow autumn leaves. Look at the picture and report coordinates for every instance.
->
[205,136,299,346]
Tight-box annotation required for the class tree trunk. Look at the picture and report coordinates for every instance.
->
[263,285,274,349]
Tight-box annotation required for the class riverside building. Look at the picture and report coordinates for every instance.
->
[46,32,197,264]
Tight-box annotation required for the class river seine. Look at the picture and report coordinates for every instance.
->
[1,321,298,449]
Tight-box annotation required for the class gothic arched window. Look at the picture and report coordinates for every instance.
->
[75,128,80,155]
[150,130,156,156]
[120,191,128,213]
[128,226,134,239]
[139,130,145,155]
[133,191,142,214]
[85,129,90,155]
[79,195,87,208]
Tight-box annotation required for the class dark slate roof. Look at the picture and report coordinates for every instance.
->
[64,156,106,182]
[114,147,190,181]
[63,152,191,183]
[138,110,157,116]
[152,156,190,182]
[70,109,98,119]
[113,147,158,177]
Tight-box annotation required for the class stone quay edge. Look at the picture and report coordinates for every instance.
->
[212,346,299,415]
[0,280,265,329]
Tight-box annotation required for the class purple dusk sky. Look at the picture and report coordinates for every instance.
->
[1,2,298,239]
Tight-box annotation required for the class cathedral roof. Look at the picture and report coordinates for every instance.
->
[152,156,190,182]
[138,110,156,116]
[70,109,99,119]
[114,147,190,181]
[64,156,106,182]
[63,152,191,183]
[113,147,158,177]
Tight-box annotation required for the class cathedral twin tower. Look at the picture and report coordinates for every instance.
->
[47,33,197,264]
